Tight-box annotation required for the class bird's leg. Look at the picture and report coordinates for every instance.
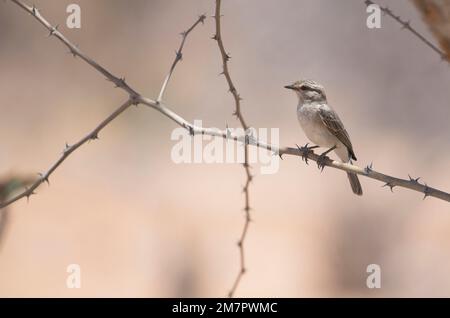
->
[316,145,336,172]
[296,143,319,165]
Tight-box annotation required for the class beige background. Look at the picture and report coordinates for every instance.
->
[1,0,450,297]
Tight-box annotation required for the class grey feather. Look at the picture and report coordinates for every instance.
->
[318,108,357,160]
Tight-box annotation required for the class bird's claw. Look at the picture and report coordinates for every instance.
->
[316,153,330,172]
[296,143,318,165]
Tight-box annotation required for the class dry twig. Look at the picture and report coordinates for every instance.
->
[212,0,253,298]
[157,14,207,103]
[365,0,449,62]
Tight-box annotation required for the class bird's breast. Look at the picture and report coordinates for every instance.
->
[297,103,336,148]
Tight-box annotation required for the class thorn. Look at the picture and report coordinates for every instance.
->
[211,34,218,41]
[365,162,373,174]
[408,174,421,184]
[423,184,431,200]
[90,133,99,141]
[237,240,242,247]
[64,143,71,153]
[218,71,224,76]
[225,53,231,61]
[402,21,410,29]
[25,188,36,202]
[198,14,206,24]
[232,111,238,118]
[278,152,283,160]
[31,5,38,16]
[37,173,50,186]
[175,51,183,61]
[241,268,246,274]
[188,126,195,136]
[48,25,58,37]
[114,77,126,88]
[382,182,395,192]
[68,48,77,57]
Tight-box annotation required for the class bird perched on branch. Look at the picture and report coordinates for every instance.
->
[285,79,362,196]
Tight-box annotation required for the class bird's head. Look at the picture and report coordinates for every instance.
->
[284,79,327,103]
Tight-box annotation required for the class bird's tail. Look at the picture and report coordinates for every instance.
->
[347,172,363,196]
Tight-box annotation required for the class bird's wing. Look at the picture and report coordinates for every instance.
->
[318,107,357,160]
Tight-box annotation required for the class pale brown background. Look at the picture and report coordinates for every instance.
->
[1,0,450,297]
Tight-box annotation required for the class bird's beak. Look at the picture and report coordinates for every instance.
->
[284,84,295,90]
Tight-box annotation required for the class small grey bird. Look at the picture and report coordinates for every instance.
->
[285,79,362,196]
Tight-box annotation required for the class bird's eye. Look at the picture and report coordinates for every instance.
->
[300,85,323,95]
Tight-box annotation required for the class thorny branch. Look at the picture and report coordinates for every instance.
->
[0,99,136,208]
[365,0,449,63]
[1,0,450,299]
[0,0,204,209]
[157,13,206,103]
[213,0,252,298]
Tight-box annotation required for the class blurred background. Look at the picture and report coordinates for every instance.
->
[1,0,450,297]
